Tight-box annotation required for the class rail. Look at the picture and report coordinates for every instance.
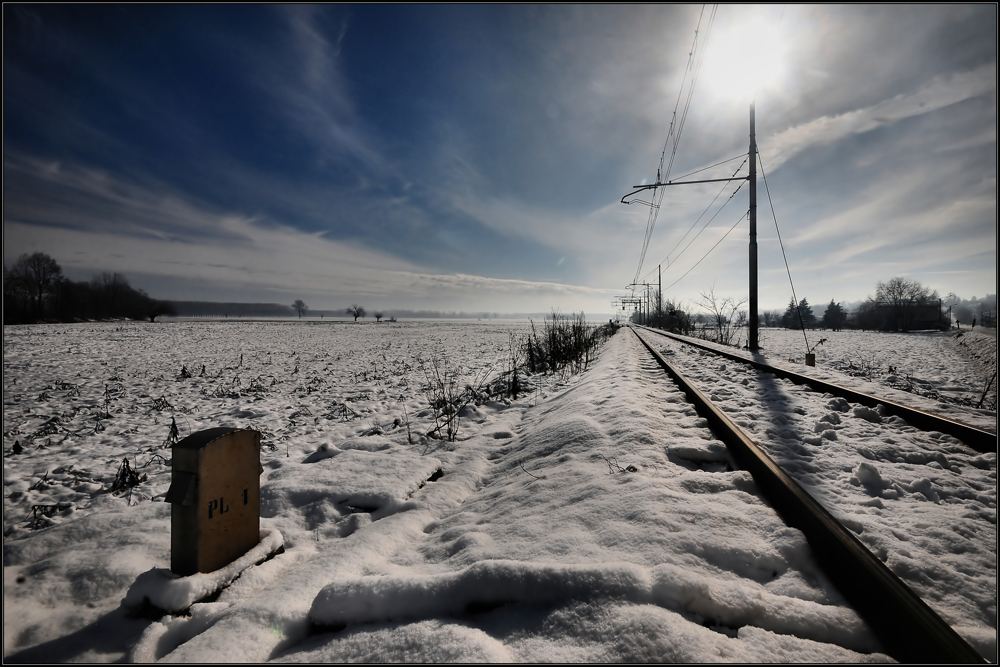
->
[631,326,986,664]
[636,325,996,454]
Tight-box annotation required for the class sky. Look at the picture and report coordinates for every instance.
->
[3,4,997,316]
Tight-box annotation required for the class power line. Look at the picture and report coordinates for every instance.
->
[632,4,717,286]
[669,153,746,183]
[637,156,748,285]
[663,210,748,293]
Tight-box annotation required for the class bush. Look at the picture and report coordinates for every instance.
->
[523,311,617,376]
[696,288,747,347]
[416,312,618,442]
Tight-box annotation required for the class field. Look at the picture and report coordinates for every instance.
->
[3,320,996,662]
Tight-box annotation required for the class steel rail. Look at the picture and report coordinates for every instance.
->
[631,326,986,664]
[637,325,997,454]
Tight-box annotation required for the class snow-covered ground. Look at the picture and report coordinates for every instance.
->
[3,321,996,662]
[758,327,998,414]
[639,327,997,658]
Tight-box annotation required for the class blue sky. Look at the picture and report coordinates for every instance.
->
[4,4,996,315]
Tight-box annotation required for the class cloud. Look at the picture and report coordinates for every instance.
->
[2,154,617,313]
[3,154,258,244]
[268,6,392,177]
[763,63,996,171]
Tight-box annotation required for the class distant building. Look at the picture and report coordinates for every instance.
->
[876,300,943,331]
[852,299,944,331]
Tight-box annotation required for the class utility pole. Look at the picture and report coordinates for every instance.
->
[622,105,760,347]
[622,106,760,347]
[749,102,759,352]
[642,282,654,326]
[658,264,662,328]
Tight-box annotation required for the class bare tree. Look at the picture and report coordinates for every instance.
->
[876,277,938,332]
[346,304,366,321]
[374,312,384,322]
[148,301,177,322]
[4,262,29,319]
[7,252,63,319]
[697,286,748,346]
[292,299,308,318]
[851,298,879,330]
[91,272,131,319]
[761,310,780,328]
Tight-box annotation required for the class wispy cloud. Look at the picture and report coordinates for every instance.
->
[2,154,617,313]
[3,5,994,313]
[3,154,255,244]
[763,64,996,171]
[267,6,391,177]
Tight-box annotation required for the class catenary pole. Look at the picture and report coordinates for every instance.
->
[622,105,760,348]
[749,102,759,352]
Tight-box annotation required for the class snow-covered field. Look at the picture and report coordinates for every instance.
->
[759,327,998,414]
[3,321,996,662]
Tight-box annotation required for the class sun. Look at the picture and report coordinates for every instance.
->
[701,19,786,102]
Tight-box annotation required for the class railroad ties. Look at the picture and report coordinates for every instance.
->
[639,325,996,454]
[630,325,989,665]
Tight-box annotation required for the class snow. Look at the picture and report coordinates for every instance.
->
[3,320,996,662]
[123,528,284,614]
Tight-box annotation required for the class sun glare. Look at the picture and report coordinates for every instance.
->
[701,20,786,102]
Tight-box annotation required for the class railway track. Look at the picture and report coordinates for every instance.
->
[637,325,996,453]
[629,325,993,664]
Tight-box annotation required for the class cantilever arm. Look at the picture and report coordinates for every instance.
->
[621,184,658,205]
[620,176,748,205]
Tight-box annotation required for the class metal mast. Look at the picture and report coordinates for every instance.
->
[622,104,761,349]
[749,102,759,352]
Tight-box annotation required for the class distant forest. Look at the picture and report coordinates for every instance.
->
[3,252,541,324]
[4,253,177,324]
[4,252,995,329]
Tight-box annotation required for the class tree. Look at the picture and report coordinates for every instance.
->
[3,263,29,322]
[761,310,780,328]
[781,297,798,329]
[148,300,177,322]
[661,298,694,335]
[7,252,63,320]
[821,300,847,331]
[2,253,174,324]
[876,277,938,332]
[292,299,308,318]
[697,286,747,346]
[781,297,815,329]
[851,298,879,330]
[374,312,383,322]
[798,298,816,329]
[346,304,365,321]
[91,272,131,319]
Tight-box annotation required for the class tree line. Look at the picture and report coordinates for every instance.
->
[638,277,991,337]
[762,297,848,331]
[764,278,948,332]
[4,252,176,324]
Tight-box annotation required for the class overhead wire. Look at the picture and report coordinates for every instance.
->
[636,8,711,279]
[669,153,747,183]
[632,4,717,286]
[628,4,796,335]
[663,210,748,293]
[655,175,748,290]
[637,155,748,285]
